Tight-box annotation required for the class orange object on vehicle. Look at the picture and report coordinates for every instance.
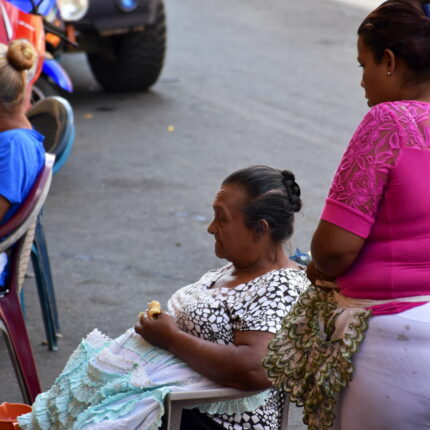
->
[66,24,77,45]
[45,32,60,48]
[0,402,32,430]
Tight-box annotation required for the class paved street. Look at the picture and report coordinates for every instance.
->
[1,0,373,428]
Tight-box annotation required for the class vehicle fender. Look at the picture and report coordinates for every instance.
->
[42,59,73,92]
[6,0,56,16]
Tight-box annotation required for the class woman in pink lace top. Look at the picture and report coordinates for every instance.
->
[308,0,430,428]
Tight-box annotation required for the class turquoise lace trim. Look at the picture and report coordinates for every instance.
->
[18,329,268,429]
[18,330,183,430]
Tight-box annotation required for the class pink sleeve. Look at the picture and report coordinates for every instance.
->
[322,104,402,238]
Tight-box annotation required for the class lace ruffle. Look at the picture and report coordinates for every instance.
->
[18,328,266,430]
[262,285,371,430]
[194,389,270,415]
[18,329,167,430]
[328,101,430,219]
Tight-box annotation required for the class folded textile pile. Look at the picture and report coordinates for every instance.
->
[19,328,268,430]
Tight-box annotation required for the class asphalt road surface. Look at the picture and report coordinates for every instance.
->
[1,0,373,428]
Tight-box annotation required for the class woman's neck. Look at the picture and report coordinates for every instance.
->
[221,245,299,288]
[0,106,31,132]
[215,247,299,288]
[398,81,430,104]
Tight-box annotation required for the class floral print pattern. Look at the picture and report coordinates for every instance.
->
[168,264,309,430]
[328,101,430,219]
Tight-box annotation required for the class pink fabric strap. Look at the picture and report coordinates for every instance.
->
[334,291,430,308]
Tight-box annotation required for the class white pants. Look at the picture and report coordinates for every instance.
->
[333,303,430,430]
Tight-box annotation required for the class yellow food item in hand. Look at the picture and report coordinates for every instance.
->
[146,300,161,319]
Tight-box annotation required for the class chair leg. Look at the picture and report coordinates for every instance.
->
[281,399,290,429]
[31,247,58,352]
[20,289,26,319]
[34,215,60,333]
[0,290,42,404]
[31,216,59,351]
[166,403,184,430]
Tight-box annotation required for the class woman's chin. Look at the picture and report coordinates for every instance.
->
[214,244,224,259]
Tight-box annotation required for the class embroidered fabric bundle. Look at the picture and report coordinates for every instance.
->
[18,329,269,430]
[262,285,371,430]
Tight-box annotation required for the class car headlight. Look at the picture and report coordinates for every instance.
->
[57,0,89,21]
[115,0,138,13]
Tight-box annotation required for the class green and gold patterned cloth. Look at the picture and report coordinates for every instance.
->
[262,285,371,430]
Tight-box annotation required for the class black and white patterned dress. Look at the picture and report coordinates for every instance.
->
[168,264,309,430]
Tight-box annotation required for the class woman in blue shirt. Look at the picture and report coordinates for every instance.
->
[0,39,46,285]
[0,39,45,225]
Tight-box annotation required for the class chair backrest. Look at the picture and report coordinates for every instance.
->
[0,153,55,293]
[0,154,54,245]
[26,97,70,155]
[26,96,75,175]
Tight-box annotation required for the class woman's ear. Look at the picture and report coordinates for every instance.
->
[383,48,396,74]
[255,219,269,241]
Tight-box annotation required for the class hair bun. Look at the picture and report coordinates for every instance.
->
[7,39,35,71]
[281,170,302,213]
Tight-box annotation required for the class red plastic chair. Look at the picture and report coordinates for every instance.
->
[0,154,55,404]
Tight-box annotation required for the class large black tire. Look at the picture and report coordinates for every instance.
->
[87,2,166,92]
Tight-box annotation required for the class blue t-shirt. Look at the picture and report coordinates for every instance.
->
[0,128,45,287]
[0,128,46,225]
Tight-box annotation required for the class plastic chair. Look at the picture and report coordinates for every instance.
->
[0,154,55,404]
[164,387,290,430]
[26,96,75,175]
[29,213,59,351]
[25,96,75,350]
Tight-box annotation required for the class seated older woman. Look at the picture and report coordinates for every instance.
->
[18,165,309,430]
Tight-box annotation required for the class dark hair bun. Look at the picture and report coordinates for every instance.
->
[222,165,302,243]
[7,39,35,71]
[281,170,302,213]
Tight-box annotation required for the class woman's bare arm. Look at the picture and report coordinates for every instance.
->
[0,195,10,223]
[135,312,273,390]
[310,219,365,279]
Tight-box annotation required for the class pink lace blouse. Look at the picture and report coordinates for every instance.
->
[321,101,430,315]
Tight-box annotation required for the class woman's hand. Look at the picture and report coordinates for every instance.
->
[306,261,335,284]
[306,261,320,285]
[134,312,180,351]
[306,261,338,289]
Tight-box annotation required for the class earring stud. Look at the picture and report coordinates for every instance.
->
[387,71,392,75]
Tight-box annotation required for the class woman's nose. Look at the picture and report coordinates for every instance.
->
[360,78,364,88]
[207,219,215,235]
